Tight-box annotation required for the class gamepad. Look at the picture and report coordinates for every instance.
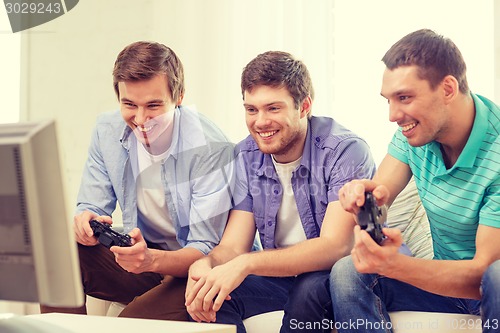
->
[357,192,387,245]
[89,220,132,248]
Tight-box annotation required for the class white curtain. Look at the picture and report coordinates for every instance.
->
[147,0,336,144]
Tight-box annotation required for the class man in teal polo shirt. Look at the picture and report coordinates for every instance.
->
[330,29,500,333]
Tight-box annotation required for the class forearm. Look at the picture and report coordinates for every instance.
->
[242,237,352,277]
[385,255,486,299]
[150,247,205,277]
[203,243,245,268]
[238,201,355,277]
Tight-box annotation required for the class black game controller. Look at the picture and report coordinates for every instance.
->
[89,220,132,248]
[357,192,387,245]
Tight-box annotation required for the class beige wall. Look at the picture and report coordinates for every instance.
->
[20,0,495,222]
[496,0,500,102]
[20,0,334,220]
[21,1,169,217]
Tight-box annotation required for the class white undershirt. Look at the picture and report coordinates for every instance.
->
[136,142,181,250]
[272,156,307,248]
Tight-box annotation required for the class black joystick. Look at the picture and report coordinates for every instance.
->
[89,220,132,248]
[357,192,387,245]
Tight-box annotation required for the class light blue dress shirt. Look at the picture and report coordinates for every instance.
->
[76,105,235,254]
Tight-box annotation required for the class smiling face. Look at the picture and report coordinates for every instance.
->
[381,65,451,147]
[244,85,310,163]
[119,74,181,154]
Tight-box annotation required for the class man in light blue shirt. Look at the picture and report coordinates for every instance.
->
[186,51,376,333]
[41,41,234,321]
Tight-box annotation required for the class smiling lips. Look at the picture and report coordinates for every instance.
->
[401,122,417,132]
[259,130,278,138]
[136,125,153,133]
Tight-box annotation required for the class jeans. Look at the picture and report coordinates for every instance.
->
[481,260,500,332]
[281,271,333,333]
[207,271,333,333]
[330,256,500,333]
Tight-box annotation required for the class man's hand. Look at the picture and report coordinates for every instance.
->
[351,225,403,276]
[73,211,113,246]
[185,255,249,320]
[186,259,217,322]
[338,179,390,214]
[110,228,154,274]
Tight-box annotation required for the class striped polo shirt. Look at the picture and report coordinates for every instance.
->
[388,93,500,260]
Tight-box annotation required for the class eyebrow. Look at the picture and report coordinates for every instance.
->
[243,101,285,108]
[120,98,165,104]
[380,89,412,99]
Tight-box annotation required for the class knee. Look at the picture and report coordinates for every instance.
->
[481,260,500,296]
[330,256,356,284]
[330,256,359,297]
[289,271,329,302]
[285,272,332,320]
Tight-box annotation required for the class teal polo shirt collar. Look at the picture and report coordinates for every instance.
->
[429,93,487,173]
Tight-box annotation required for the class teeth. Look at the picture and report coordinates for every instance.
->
[402,123,417,132]
[137,126,153,132]
[259,131,277,137]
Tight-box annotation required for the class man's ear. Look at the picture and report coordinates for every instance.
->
[442,75,459,105]
[300,96,313,118]
[176,92,184,106]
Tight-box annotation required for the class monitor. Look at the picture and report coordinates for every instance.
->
[0,119,84,308]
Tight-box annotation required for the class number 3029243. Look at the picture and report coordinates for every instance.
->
[5,2,62,14]
[447,318,498,330]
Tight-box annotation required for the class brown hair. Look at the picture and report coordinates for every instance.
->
[382,29,469,94]
[241,51,314,116]
[112,41,185,103]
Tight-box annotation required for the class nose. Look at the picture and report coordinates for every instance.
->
[388,101,402,123]
[134,107,149,126]
[254,111,271,128]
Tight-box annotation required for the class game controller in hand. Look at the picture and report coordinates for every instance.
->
[357,192,387,245]
[89,220,132,248]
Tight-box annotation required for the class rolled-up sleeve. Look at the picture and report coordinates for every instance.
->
[180,142,236,254]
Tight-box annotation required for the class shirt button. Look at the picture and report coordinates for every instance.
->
[315,137,320,142]
[267,221,273,226]
[274,189,279,194]
[435,179,440,185]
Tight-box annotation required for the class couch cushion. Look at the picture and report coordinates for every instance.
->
[387,177,433,259]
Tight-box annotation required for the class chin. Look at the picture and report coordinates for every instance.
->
[255,145,277,155]
[256,141,282,154]
[406,138,429,147]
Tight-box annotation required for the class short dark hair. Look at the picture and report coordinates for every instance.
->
[382,29,469,94]
[241,51,314,115]
[112,41,185,102]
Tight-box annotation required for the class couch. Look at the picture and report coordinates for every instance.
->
[91,178,481,332]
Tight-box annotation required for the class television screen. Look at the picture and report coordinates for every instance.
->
[0,120,83,307]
